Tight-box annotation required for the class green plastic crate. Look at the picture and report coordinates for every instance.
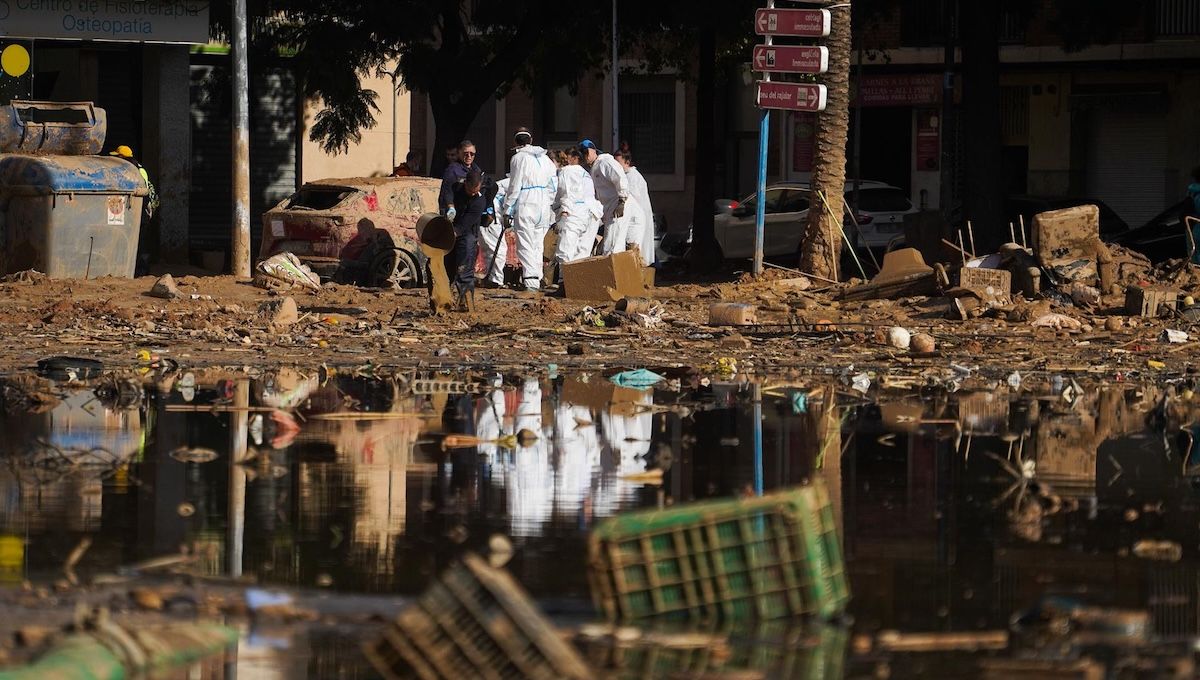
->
[579,621,848,680]
[364,553,592,680]
[587,482,849,622]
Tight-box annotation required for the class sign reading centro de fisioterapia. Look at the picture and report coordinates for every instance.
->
[0,0,210,44]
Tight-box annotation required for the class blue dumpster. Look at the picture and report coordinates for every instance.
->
[0,154,147,278]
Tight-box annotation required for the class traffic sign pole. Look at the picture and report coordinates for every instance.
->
[753,1,773,278]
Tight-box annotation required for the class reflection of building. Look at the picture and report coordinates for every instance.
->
[0,391,143,536]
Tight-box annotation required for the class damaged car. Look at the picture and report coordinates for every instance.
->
[259,176,440,288]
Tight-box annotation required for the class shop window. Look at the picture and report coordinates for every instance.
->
[620,76,677,175]
[543,85,577,136]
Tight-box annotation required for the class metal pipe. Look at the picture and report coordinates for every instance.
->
[753,382,763,496]
[753,0,775,277]
[611,0,620,151]
[391,71,398,171]
[230,0,252,278]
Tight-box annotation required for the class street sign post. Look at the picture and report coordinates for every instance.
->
[752,45,829,74]
[754,8,831,37]
[756,82,828,112]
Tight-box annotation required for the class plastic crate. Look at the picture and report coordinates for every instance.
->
[364,553,592,680]
[580,621,847,680]
[587,482,849,622]
[958,266,1011,296]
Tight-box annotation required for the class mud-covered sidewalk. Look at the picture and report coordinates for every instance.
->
[0,265,1196,391]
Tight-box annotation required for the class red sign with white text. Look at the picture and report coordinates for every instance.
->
[754,8,831,37]
[756,82,828,112]
[752,45,829,74]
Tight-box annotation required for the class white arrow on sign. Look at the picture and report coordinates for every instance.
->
[752,45,829,74]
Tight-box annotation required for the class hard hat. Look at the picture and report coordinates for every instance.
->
[109,145,134,158]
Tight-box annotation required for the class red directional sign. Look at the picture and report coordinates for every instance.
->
[752,45,829,74]
[756,82,828,112]
[754,8,831,37]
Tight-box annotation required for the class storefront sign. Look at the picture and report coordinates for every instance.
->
[792,113,815,173]
[851,74,942,107]
[0,1,210,44]
[915,109,940,171]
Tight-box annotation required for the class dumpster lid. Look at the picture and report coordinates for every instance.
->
[0,154,147,195]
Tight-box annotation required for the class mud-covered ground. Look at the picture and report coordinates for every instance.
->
[0,267,1196,390]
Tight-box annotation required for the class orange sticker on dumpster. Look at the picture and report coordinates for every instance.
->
[107,196,125,226]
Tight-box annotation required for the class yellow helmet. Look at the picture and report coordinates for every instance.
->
[109,145,134,158]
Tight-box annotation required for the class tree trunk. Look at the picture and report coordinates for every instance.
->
[960,0,1004,251]
[428,92,474,180]
[686,21,721,270]
[799,1,852,280]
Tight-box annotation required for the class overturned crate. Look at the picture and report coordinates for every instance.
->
[587,482,848,622]
[364,552,592,680]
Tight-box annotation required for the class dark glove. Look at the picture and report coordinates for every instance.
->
[614,199,625,219]
[481,212,495,228]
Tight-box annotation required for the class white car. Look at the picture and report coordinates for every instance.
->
[709,180,916,259]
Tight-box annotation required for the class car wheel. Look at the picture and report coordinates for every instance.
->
[371,247,422,289]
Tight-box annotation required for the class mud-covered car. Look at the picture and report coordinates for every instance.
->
[260,176,440,288]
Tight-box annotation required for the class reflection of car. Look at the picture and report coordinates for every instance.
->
[1005,195,1128,239]
[260,176,441,288]
[1107,198,1195,263]
[662,180,916,261]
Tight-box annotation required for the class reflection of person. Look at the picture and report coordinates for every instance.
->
[109,144,159,217]
[509,377,551,536]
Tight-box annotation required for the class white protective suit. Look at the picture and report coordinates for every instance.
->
[553,165,604,264]
[508,377,550,536]
[600,194,649,258]
[590,153,630,251]
[626,166,656,266]
[479,178,509,285]
[501,146,558,290]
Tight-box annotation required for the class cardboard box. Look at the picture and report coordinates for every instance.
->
[642,266,655,289]
[1125,285,1178,317]
[562,251,648,301]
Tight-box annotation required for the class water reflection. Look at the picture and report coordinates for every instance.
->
[2,372,1200,676]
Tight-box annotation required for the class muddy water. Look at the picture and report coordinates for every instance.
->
[2,371,1199,677]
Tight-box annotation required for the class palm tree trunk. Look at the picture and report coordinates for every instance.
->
[799,1,852,280]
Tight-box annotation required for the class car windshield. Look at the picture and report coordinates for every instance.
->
[737,188,785,214]
[855,188,911,212]
[287,187,357,210]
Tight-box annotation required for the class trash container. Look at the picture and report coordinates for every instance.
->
[0,100,107,155]
[0,154,147,278]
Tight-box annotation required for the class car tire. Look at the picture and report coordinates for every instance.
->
[371,247,423,289]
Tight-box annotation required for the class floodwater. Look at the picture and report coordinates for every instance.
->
[2,368,1199,677]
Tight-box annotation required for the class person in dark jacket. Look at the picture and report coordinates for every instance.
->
[439,140,484,214]
[447,168,487,309]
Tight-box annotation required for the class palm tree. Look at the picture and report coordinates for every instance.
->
[799,1,852,280]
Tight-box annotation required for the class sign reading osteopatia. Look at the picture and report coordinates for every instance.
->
[0,0,210,44]
[753,8,831,38]
[756,81,827,112]
[752,45,829,74]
